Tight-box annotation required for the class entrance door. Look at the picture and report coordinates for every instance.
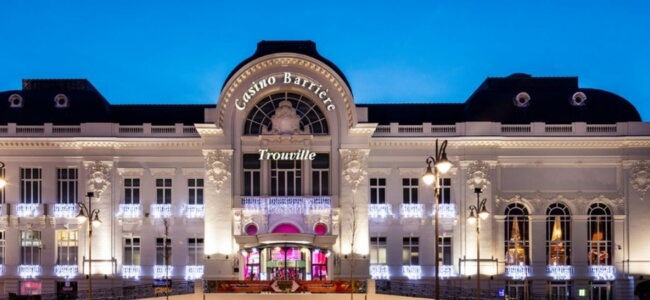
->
[507,281,527,300]
[591,282,611,300]
[549,281,571,300]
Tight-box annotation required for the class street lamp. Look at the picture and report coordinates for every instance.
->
[77,191,101,300]
[422,139,451,300]
[467,187,489,300]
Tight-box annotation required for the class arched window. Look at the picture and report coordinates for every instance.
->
[243,92,329,135]
[505,203,530,266]
[546,203,571,265]
[588,203,612,265]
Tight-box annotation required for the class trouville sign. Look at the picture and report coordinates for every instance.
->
[235,72,337,111]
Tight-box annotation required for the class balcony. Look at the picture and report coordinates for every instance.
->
[505,265,532,280]
[438,265,457,279]
[122,265,141,279]
[402,265,421,280]
[150,204,172,219]
[54,265,78,278]
[370,264,390,279]
[16,204,42,217]
[368,204,393,219]
[185,265,204,280]
[242,196,331,215]
[53,204,77,218]
[18,265,41,278]
[546,265,574,280]
[154,265,174,279]
[399,204,424,219]
[589,265,616,280]
[432,203,456,219]
[183,204,204,219]
[117,204,142,218]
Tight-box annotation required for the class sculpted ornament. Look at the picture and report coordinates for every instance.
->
[204,150,233,193]
[85,161,112,198]
[630,160,650,200]
[263,100,309,135]
[340,149,369,193]
[467,160,491,190]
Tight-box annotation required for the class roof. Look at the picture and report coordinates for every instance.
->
[221,40,353,95]
[358,103,464,125]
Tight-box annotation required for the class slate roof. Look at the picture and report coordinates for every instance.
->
[357,103,464,125]
[221,40,352,95]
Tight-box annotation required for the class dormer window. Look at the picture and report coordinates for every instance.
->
[9,94,23,107]
[54,94,69,108]
[513,92,531,108]
[570,92,587,106]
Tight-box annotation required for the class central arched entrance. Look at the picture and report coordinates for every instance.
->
[241,244,330,281]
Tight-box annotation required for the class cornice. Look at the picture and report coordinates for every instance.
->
[398,168,424,176]
[0,140,203,149]
[349,123,378,136]
[369,139,650,149]
[117,168,144,177]
[182,168,205,177]
[150,168,176,177]
[195,123,224,137]
[368,168,392,176]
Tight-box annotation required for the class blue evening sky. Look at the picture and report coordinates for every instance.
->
[2,1,649,120]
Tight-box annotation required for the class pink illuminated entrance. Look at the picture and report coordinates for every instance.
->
[271,223,301,233]
[243,246,329,281]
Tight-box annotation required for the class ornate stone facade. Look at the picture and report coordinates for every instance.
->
[85,161,112,198]
[203,149,233,193]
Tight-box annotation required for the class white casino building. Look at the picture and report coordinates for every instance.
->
[0,40,650,299]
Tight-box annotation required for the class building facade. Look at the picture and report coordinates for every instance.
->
[1,41,650,299]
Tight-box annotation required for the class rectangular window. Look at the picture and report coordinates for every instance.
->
[156,178,172,204]
[437,178,451,204]
[243,154,261,196]
[0,231,5,265]
[402,178,418,204]
[188,179,204,205]
[57,168,78,204]
[370,178,386,204]
[21,231,42,265]
[312,153,330,196]
[56,230,78,265]
[188,238,204,265]
[439,237,452,265]
[20,168,42,204]
[124,179,140,204]
[270,160,301,196]
[370,236,387,264]
[124,237,141,265]
[402,237,419,265]
[156,237,172,265]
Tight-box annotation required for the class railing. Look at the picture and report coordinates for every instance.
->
[122,265,142,279]
[375,280,579,300]
[16,203,41,217]
[505,265,532,280]
[153,265,174,279]
[433,203,456,218]
[545,124,573,133]
[0,123,200,137]
[402,265,422,280]
[501,124,531,133]
[2,281,195,300]
[183,204,204,218]
[370,264,390,279]
[150,204,173,218]
[18,265,41,278]
[242,196,331,215]
[399,204,425,218]
[588,265,616,280]
[368,203,393,219]
[54,265,78,278]
[185,265,204,280]
[587,124,617,133]
[118,204,142,218]
[53,203,77,218]
[547,265,575,280]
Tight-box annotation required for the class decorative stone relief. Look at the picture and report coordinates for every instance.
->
[630,160,650,200]
[85,161,112,198]
[204,150,233,193]
[340,149,369,193]
[262,100,309,135]
[331,209,340,232]
[466,160,491,190]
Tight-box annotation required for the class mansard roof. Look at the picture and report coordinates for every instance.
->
[221,40,352,95]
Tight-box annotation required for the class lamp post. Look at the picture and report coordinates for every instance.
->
[76,192,101,300]
[422,139,452,300]
[467,187,489,300]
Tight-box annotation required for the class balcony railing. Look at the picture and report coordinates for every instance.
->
[122,265,141,279]
[438,265,457,279]
[18,265,41,278]
[432,203,456,219]
[154,265,174,279]
[368,204,393,219]
[53,203,77,218]
[589,265,616,280]
[150,204,172,218]
[16,204,41,217]
[185,265,204,280]
[370,264,390,279]
[117,204,142,218]
[402,265,421,280]
[242,196,331,215]
[54,265,78,278]
[505,265,532,280]
[399,204,424,218]
[183,204,204,219]
[546,265,574,280]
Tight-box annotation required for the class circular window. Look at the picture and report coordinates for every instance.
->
[570,92,587,106]
[54,94,69,108]
[314,223,328,236]
[513,92,531,108]
[245,223,258,235]
[8,94,23,107]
